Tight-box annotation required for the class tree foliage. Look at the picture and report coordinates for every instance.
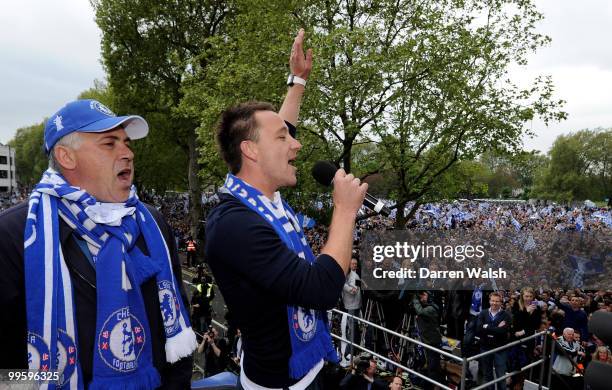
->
[178,0,295,187]
[177,0,567,226]
[85,0,569,228]
[533,128,611,202]
[91,0,232,235]
[479,149,548,198]
[8,122,47,190]
[289,0,565,226]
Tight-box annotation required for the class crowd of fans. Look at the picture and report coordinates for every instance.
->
[4,187,611,388]
[306,200,612,252]
[303,200,612,389]
[0,192,25,212]
[185,199,611,389]
[331,270,612,389]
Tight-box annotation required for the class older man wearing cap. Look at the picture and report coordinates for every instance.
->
[0,100,196,389]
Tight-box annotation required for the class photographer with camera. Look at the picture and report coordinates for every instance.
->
[339,354,387,390]
[197,326,230,377]
[413,291,445,389]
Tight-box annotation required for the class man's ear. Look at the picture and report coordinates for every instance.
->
[53,145,77,170]
[239,140,258,163]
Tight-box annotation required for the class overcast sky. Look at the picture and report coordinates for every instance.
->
[1,1,611,154]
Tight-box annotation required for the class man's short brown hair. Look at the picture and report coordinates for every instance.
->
[216,101,276,174]
[489,292,502,301]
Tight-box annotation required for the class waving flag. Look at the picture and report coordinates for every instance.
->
[523,234,536,251]
[575,215,584,231]
[593,212,612,227]
[389,208,397,219]
[511,217,522,231]
[568,255,604,275]
[296,213,316,229]
[478,202,490,211]
[555,223,565,231]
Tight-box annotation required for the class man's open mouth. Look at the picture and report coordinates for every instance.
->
[288,158,296,166]
[117,168,132,180]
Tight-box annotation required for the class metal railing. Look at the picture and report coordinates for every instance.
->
[464,330,549,390]
[184,276,554,389]
[331,308,462,362]
[330,308,553,390]
[331,332,455,390]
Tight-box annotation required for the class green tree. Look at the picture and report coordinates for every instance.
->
[486,166,519,198]
[507,150,549,189]
[533,129,611,202]
[91,0,231,237]
[178,0,345,215]
[438,160,490,200]
[350,0,566,226]
[588,130,612,200]
[188,0,566,226]
[8,122,47,190]
[77,79,116,107]
[296,0,416,173]
[178,0,296,190]
[479,149,548,197]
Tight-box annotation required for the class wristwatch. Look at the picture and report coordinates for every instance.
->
[287,74,307,87]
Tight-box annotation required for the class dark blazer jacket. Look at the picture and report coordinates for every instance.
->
[0,202,193,388]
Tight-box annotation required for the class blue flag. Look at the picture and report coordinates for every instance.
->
[568,255,604,275]
[296,213,316,229]
[511,217,522,231]
[575,215,584,231]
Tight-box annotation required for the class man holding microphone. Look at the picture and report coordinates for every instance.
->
[205,29,367,389]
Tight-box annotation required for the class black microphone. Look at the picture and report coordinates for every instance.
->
[588,310,612,345]
[311,161,391,217]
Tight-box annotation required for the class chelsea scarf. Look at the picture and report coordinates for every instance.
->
[222,174,338,379]
[24,169,196,389]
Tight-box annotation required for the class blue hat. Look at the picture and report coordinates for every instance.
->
[44,99,149,153]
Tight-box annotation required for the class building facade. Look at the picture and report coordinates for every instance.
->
[0,144,17,193]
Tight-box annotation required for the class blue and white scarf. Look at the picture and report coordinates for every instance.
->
[469,285,483,316]
[221,174,338,379]
[24,169,196,389]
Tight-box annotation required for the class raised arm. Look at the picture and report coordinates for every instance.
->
[279,28,313,125]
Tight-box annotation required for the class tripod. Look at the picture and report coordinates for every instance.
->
[360,298,389,353]
[397,311,414,362]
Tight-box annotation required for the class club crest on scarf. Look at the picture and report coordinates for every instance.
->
[57,329,78,387]
[222,174,339,379]
[98,307,146,373]
[292,307,318,342]
[158,280,180,336]
[25,168,196,389]
[27,332,51,371]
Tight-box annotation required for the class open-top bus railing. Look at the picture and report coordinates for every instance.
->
[330,308,553,390]
[185,274,554,389]
[330,332,455,390]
